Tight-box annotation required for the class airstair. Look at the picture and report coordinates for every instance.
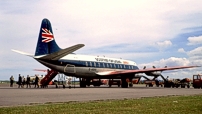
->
[40,70,58,86]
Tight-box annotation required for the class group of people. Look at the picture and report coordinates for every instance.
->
[10,74,41,88]
[17,74,31,88]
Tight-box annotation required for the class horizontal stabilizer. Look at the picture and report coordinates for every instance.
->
[11,49,34,57]
[39,44,85,60]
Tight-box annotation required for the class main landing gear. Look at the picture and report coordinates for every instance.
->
[79,78,130,88]
[79,78,87,88]
[121,78,129,88]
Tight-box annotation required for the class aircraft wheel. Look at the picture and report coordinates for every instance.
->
[80,81,86,88]
[129,83,133,87]
[63,84,65,88]
[121,78,128,88]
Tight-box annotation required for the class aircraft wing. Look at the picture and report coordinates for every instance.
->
[96,66,199,76]
[39,44,84,60]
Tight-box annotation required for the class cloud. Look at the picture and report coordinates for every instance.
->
[157,40,172,47]
[187,46,202,57]
[187,35,202,45]
[139,57,191,68]
[138,56,201,79]
[1,0,202,80]
[178,48,186,53]
[138,44,202,79]
[151,40,172,51]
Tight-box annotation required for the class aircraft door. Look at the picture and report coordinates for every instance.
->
[64,64,76,73]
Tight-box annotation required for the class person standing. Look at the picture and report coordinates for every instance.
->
[34,75,39,88]
[10,76,14,87]
[26,75,31,88]
[22,76,26,88]
[67,77,72,89]
[18,74,22,88]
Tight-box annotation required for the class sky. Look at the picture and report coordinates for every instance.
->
[0,0,202,80]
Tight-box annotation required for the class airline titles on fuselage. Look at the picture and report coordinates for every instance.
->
[95,57,122,64]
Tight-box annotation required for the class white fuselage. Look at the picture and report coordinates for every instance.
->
[37,54,139,79]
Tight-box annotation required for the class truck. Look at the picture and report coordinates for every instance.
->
[108,78,140,87]
[145,80,164,87]
[145,80,155,87]
[108,79,121,87]
[85,79,104,87]
[193,74,202,88]
[164,78,191,88]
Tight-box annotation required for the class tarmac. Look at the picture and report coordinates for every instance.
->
[0,84,202,107]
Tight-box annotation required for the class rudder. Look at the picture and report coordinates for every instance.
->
[35,18,61,56]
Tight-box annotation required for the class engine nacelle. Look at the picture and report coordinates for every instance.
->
[145,71,162,76]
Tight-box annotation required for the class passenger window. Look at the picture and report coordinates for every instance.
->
[96,62,99,67]
[104,63,107,68]
[126,65,128,69]
[94,62,96,67]
[115,64,118,68]
[86,62,88,67]
[107,64,109,68]
[103,63,105,68]
[120,65,122,69]
[90,62,92,67]
[110,64,112,68]
[88,62,91,67]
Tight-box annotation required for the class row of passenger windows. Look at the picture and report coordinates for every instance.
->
[84,61,135,69]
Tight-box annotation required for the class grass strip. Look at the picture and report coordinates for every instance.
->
[0,95,202,114]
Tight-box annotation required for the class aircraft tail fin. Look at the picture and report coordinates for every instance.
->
[35,18,61,56]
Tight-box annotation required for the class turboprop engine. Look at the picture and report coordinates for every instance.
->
[143,66,166,76]
[145,71,162,76]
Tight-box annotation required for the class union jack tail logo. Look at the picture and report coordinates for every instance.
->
[42,28,54,43]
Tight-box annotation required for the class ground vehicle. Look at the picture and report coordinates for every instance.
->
[108,78,140,87]
[82,79,104,87]
[193,74,202,88]
[145,80,155,87]
[164,78,191,88]
[91,79,103,86]
[108,79,121,87]
[145,80,164,87]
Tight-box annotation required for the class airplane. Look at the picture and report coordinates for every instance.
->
[12,18,199,88]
